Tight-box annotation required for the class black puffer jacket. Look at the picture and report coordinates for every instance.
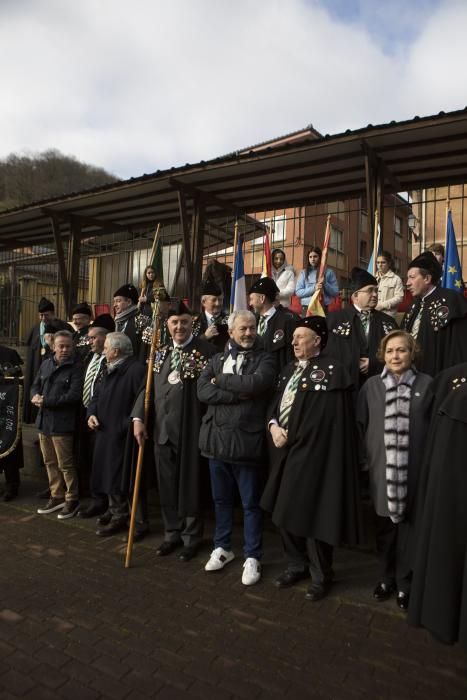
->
[31,356,84,435]
[197,347,276,464]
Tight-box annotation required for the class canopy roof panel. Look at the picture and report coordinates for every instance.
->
[1,106,467,250]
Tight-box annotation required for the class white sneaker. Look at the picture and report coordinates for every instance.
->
[204,547,235,572]
[242,558,261,586]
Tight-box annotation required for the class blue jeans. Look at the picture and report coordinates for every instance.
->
[209,459,263,559]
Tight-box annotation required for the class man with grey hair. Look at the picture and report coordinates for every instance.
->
[197,310,276,585]
[87,331,146,536]
[32,330,84,519]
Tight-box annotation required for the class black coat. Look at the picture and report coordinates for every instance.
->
[257,306,299,374]
[196,311,230,353]
[261,355,361,546]
[408,383,467,649]
[198,346,277,465]
[88,357,146,495]
[22,318,72,423]
[132,337,216,515]
[31,356,84,435]
[325,306,397,389]
[402,287,467,376]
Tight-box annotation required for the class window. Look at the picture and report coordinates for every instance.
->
[395,215,403,252]
[361,212,368,234]
[252,216,287,246]
[359,241,368,265]
[330,226,344,252]
[327,200,346,220]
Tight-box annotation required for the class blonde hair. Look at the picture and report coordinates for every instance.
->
[376,330,420,364]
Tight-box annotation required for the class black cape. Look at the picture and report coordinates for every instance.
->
[402,287,467,376]
[261,355,361,546]
[87,357,146,495]
[325,306,397,389]
[257,305,299,374]
[195,311,230,353]
[408,383,467,649]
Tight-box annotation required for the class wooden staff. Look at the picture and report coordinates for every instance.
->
[124,298,161,568]
[371,209,379,277]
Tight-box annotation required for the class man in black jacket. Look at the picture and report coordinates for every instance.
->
[31,330,84,520]
[197,310,277,586]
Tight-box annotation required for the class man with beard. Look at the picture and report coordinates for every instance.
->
[326,268,397,390]
[249,277,298,374]
[261,316,361,601]
[198,310,276,586]
[133,301,215,560]
[402,251,467,376]
[196,280,230,352]
[87,332,146,536]
[113,283,150,360]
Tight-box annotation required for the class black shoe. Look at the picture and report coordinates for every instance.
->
[78,503,108,519]
[274,569,310,589]
[373,581,396,602]
[36,487,51,500]
[179,545,199,562]
[305,582,331,602]
[96,511,112,526]
[3,491,18,502]
[96,520,128,537]
[396,592,409,611]
[156,541,182,557]
[125,525,150,543]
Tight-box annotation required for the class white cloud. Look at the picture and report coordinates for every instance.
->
[1,0,466,178]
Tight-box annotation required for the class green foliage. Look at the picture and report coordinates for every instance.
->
[0,149,118,211]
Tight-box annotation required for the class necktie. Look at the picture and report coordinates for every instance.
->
[83,355,102,407]
[257,315,267,336]
[410,300,424,339]
[170,347,182,371]
[278,365,306,428]
[359,310,370,336]
[39,320,46,348]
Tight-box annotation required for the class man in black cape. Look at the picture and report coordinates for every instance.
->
[408,382,467,649]
[261,316,361,601]
[133,301,215,561]
[87,331,146,536]
[195,280,230,352]
[113,283,150,361]
[0,345,24,501]
[23,297,71,423]
[402,251,467,376]
[71,302,93,358]
[326,268,397,390]
[249,276,298,374]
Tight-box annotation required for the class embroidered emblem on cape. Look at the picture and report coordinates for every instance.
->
[382,321,394,335]
[332,321,351,336]
[310,369,325,383]
[273,329,285,343]
[428,299,450,331]
[153,346,211,379]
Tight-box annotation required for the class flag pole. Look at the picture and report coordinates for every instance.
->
[149,223,161,265]
[230,219,239,313]
[372,209,379,276]
[124,298,161,569]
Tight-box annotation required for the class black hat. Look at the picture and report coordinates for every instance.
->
[38,297,54,313]
[43,320,63,334]
[71,302,93,317]
[201,280,222,297]
[296,316,328,350]
[113,284,139,305]
[349,267,377,293]
[408,251,442,284]
[167,300,192,318]
[92,314,115,332]
[249,277,279,302]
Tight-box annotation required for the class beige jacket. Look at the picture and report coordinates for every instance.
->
[376,270,404,317]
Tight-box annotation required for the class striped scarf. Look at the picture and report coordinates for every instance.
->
[381,367,416,523]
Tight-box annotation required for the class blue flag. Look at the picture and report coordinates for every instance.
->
[230,236,247,310]
[442,210,464,293]
[367,224,381,276]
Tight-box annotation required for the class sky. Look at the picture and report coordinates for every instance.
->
[1,0,466,179]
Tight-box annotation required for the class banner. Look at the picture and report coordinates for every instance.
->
[0,380,22,459]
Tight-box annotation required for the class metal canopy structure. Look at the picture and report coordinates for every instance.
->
[1,106,467,251]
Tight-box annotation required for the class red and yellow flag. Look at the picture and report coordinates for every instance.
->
[262,226,272,278]
[306,215,331,317]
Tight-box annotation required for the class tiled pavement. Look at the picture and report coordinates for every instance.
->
[1,478,467,700]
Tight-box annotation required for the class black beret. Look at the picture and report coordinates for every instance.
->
[38,297,54,313]
[409,251,442,284]
[249,277,279,302]
[350,267,377,293]
[201,280,222,297]
[43,320,63,334]
[167,300,192,318]
[92,314,115,332]
[72,302,93,317]
[296,316,328,350]
[113,284,139,305]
